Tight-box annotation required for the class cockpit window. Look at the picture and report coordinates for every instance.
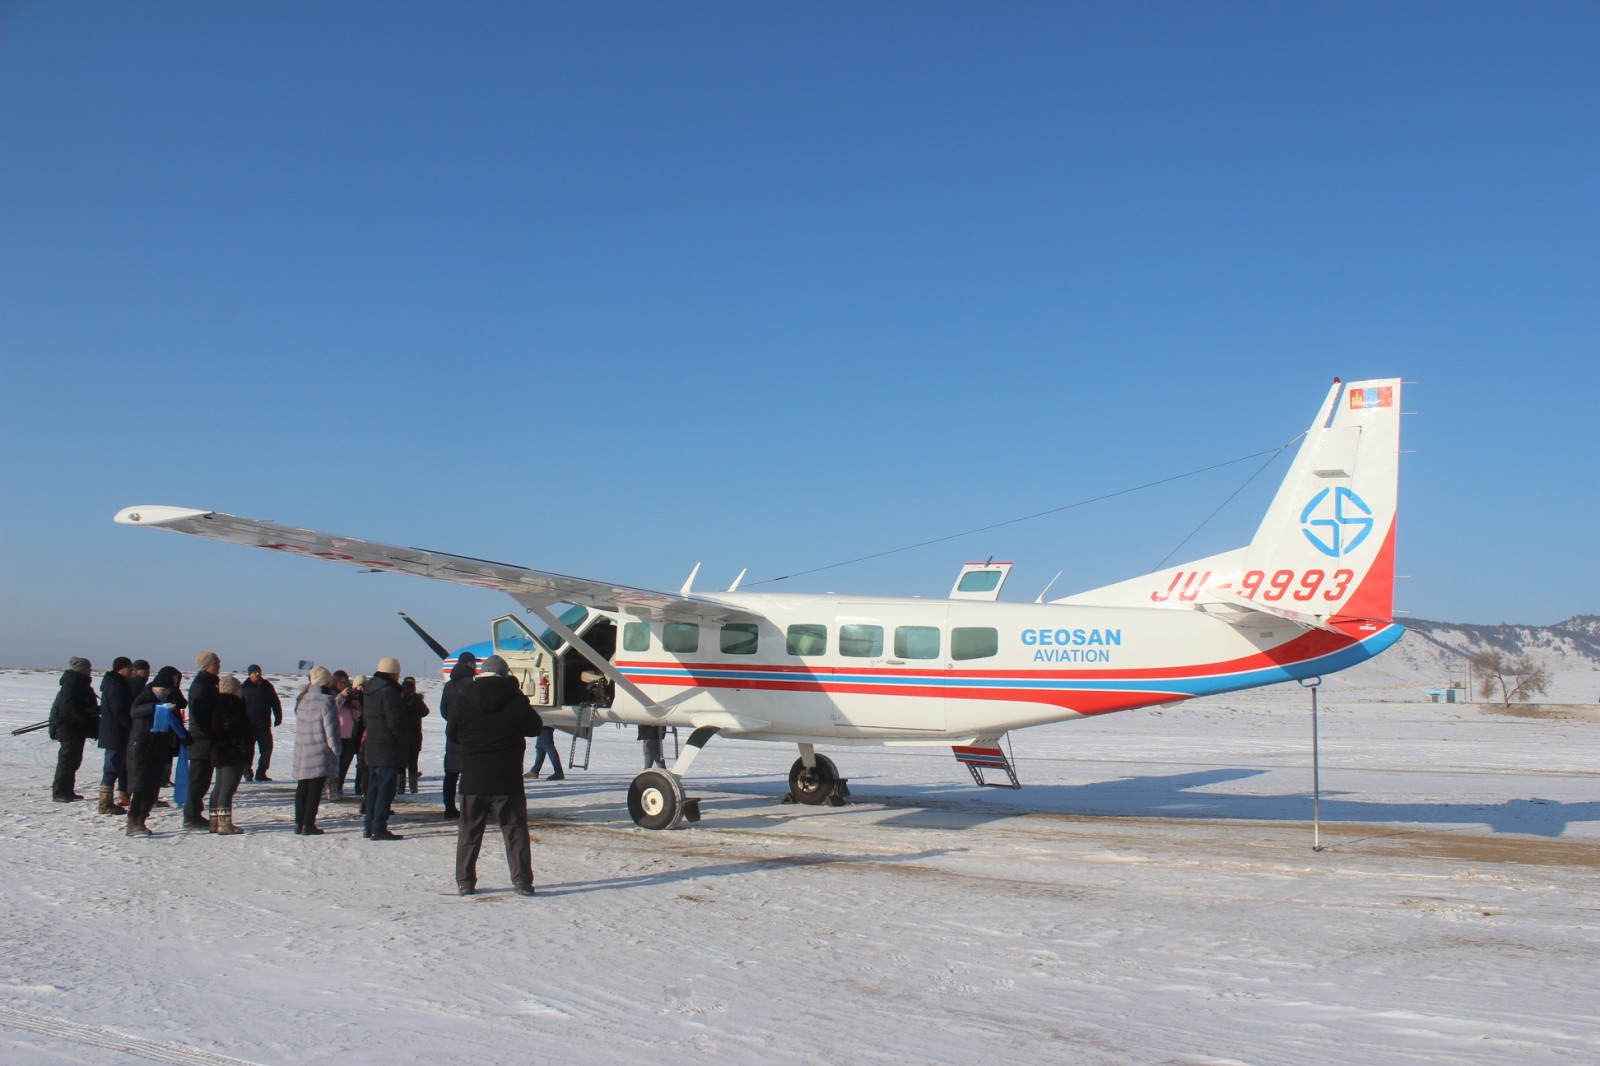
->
[537,604,590,650]
[494,617,538,654]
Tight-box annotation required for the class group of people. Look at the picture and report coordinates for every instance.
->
[47,655,286,832]
[47,649,547,896]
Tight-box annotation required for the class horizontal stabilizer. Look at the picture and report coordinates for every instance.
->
[1194,597,1338,632]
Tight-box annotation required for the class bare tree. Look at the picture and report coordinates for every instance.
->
[1470,649,1551,707]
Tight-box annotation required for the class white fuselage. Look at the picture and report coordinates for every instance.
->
[552,593,1400,745]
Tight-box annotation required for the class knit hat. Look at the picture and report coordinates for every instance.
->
[480,655,510,677]
[112,656,133,672]
[153,665,181,688]
[132,660,150,672]
[247,664,262,675]
[309,666,332,687]
[218,674,241,695]
[68,656,91,673]
[196,651,220,670]
[376,656,401,676]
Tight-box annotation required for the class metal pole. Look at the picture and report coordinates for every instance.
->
[1298,676,1324,852]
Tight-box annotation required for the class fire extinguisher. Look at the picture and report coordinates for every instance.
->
[538,672,550,704]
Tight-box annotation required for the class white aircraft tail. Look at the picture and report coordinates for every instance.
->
[1234,377,1400,628]
[1060,377,1401,631]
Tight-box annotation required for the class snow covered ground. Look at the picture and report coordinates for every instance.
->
[1,665,1596,1065]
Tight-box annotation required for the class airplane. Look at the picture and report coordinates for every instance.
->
[115,377,1403,831]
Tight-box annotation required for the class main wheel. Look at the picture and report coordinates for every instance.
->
[788,753,840,805]
[628,769,686,830]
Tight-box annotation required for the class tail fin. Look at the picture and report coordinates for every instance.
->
[1235,377,1401,630]
[1058,377,1401,631]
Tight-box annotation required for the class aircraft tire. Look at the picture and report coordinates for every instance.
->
[788,754,840,806]
[628,769,685,830]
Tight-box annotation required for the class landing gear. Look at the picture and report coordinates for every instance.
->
[629,770,685,830]
[626,726,718,830]
[787,752,849,806]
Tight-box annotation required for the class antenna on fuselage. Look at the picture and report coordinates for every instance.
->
[1035,571,1063,603]
[680,562,702,597]
[727,568,747,592]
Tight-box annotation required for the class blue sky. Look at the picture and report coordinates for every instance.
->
[2,2,1596,674]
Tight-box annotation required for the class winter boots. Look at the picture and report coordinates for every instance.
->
[98,785,127,816]
[125,812,151,837]
[117,789,131,808]
[210,809,243,835]
[407,769,419,794]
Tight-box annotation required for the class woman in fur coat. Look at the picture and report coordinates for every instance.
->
[293,667,341,835]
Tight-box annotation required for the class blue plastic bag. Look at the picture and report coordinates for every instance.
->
[173,746,189,808]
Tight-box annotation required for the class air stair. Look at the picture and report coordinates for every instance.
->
[953,738,1020,789]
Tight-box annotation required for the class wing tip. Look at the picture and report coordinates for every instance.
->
[114,505,213,527]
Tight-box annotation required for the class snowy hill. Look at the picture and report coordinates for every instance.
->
[1308,615,1600,703]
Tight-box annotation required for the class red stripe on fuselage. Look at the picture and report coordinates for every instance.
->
[614,627,1359,687]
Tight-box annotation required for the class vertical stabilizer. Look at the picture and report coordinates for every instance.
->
[1239,378,1401,629]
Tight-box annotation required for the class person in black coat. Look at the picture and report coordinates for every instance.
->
[126,666,187,835]
[361,658,408,840]
[49,657,100,802]
[207,675,252,834]
[400,676,430,795]
[96,657,135,814]
[438,653,477,820]
[184,651,222,829]
[446,655,542,896]
[240,665,283,782]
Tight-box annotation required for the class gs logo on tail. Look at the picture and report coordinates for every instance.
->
[1300,487,1373,557]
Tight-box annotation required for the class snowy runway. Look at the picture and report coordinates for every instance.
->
[2,669,1596,1064]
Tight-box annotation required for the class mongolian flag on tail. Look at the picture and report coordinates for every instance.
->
[1349,385,1393,409]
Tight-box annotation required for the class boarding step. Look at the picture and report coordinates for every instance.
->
[566,703,597,770]
[953,741,1020,789]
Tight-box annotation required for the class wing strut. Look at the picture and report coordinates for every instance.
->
[516,597,666,716]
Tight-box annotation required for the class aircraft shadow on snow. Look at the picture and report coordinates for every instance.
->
[224,767,1598,841]
[713,767,1599,839]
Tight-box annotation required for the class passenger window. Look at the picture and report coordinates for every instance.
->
[839,624,883,657]
[721,623,759,655]
[622,622,651,653]
[894,626,940,660]
[786,624,828,656]
[662,622,700,654]
[951,627,998,660]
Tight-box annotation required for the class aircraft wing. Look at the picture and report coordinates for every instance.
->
[113,505,756,622]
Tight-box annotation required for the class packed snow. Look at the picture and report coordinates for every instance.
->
[1,663,1596,1065]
